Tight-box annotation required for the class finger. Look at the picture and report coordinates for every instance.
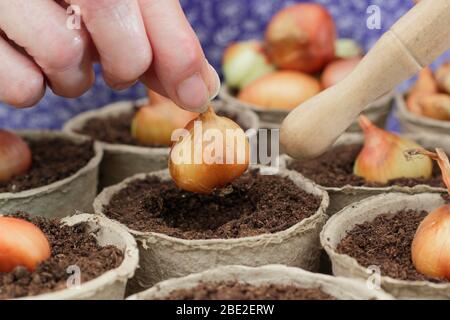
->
[0,0,94,98]
[70,0,152,90]
[0,37,45,108]
[138,0,220,112]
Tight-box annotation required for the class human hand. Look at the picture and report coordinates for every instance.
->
[0,0,220,112]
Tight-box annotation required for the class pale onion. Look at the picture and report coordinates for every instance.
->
[411,148,450,280]
[320,57,362,89]
[265,3,336,73]
[0,216,51,272]
[418,94,450,121]
[0,130,32,182]
[131,90,198,146]
[436,61,450,94]
[406,68,439,115]
[237,71,321,110]
[222,40,275,90]
[353,116,432,183]
[169,106,249,194]
[335,38,363,59]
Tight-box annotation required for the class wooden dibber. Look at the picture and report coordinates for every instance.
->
[280,0,450,159]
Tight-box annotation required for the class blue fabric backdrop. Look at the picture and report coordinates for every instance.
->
[0,0,448,130]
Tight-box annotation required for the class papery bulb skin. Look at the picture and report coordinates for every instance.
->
[237,71,321,110]
[265,3,336,73]
[131,90,198,146]
[412,204,450,280]
[436,62,450,94]
[222,40,275,90]
[169,107,249,194]
[419,94,450,121]
[0,216,51,273]
[320,57,362,89]
[0,130,32,182]
[354,116,433,183]
[406,68,440,115]
[335,38,363,59]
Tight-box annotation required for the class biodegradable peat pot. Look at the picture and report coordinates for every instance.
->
[321,193,450,299]
[128,265,393,300]
[396,93,450,135]
[220,85,394,130]
[94,166,329,292]
[64,99,259,188]
[282,132,449,215]
[0,131,102,217]
[4,213,139,300]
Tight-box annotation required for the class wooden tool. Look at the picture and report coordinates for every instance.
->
[280,0,450,159]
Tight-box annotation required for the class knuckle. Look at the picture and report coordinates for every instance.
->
[175,36,203,73]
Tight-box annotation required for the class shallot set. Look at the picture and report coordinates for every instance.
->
[1,1,450,301]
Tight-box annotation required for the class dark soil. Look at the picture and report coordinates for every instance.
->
[164,282,335,300]
[0,138,94,193]
[104,169,321,239]
[0,213,123,299]
[337,209,448,282]
[77,108,248,147]
[287,144,445,188]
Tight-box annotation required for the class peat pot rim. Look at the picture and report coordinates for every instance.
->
[127,264,394,300]
[94,166,330,248]
[320,192,450,293]
[396,93,450,130]
[280,132,449,194]
[63,98,260,156]
[219,85,395,116]
[0,130,103,201]
[11,213,139,300]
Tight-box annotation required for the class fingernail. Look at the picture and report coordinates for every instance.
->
[176,73,209,112]
[110,80,137,91]
[208,64,221,100]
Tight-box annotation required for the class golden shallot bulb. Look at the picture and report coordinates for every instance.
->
[0,130,32,182]
[169,106,249,194]
[354,116,432,183]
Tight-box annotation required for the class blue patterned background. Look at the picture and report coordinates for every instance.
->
[0,0,449,130]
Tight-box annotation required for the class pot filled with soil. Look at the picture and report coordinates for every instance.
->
[321,192,450,299]
[0,130,102,217]
[94,166,329,292]
[396,64,450,135]
[283,117,450,215]
[0,213,138,300]
[128,265,393,300]
[63,90,259,188]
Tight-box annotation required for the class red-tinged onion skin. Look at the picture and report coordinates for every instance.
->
[321,57,362,89]
[412,204,450,280]
[354,116,433,183]
[0,216,51,273]
[265,3,336,73]
[0,130,32,182]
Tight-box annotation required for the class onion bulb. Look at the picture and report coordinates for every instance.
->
[406,68,439,115]
[335,38,363,59]
[0,130,32,182]
[222,40,275,90]
[436,62,450,94]
[132,90,198,146]
[237,71,321,110]
[418,94,450,121]
[410,148,450,280]
[0,216,51,273]
[354,116,432,183]
[265,3,336,73]
[320,57,362,89]
[169,106,249,194]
